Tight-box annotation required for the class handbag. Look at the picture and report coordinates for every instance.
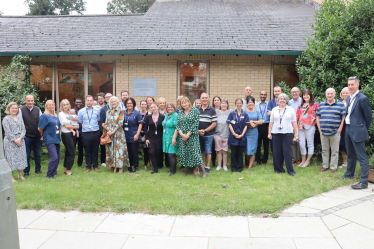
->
[100,132,112,145]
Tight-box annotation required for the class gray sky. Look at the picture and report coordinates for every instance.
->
[1,0,108,15]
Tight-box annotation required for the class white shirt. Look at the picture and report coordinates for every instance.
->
[345,90,359,125]
[270,106,296,134]
[59,112,74,133]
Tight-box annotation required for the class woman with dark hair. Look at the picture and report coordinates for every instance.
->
[244,96,263,169]
[212,96,221,110]
[144,103,165,174]
[296,89,318,167]
[139,100,150,169]
[146,96,155,114]
[163,102,179,175]
[124,97,143,172]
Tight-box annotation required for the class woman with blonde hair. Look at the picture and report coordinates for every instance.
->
[339,87,349,169]
[158,97,167,115]
[193,99,202,108]
[58,99,79,175]
[2,102,27,182]
[39,100,61,179]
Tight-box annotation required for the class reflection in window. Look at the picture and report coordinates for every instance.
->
[58,62,85,106]
[88,63,113,97]
[180,62,207,103]
[273,64,299,88]
[30,64,53,103]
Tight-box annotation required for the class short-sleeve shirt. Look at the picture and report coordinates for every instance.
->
[256,101,269,123]
[123,110,144,143]
[78,107,100,132]
[289,97,302,113]
[316,99,346,136]
[270,107,296,134]
[197,105,217,136]
[38,114,61,144]
[226,110,250,146]
[215,109,232,139]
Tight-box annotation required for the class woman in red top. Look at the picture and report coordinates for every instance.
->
[297,89,318,167]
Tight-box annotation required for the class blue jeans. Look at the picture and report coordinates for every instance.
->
[45,144,60,177]
[24,136,42,173]
[199,136,214,154]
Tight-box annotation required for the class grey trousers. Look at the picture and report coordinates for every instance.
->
[321,133,340,170]
[291,140,301,161]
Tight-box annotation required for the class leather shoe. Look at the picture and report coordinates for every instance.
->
[85,169,91,173]
[296,160,302,165]
[351,182,368,190]
[169,173,175,176]
[337,175,353,180]
[23,172,30,177]
[319,167,329,172]
[330,169,337,174]
[45,176,55,179]
[151,171,158,174]
[35,170,43,174]
[257,161,262,165]
[94,168,99,172]
[292,160,296,164]
[289,172,296,176]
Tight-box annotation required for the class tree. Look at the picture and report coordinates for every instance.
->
[296,0,374,154]
[0,55,43,119]
[25,0,86,15]
[107,0,155,14]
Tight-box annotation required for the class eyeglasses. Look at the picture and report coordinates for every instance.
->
[260,94,267,96]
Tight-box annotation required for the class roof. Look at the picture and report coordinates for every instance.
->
[0,0,316,56]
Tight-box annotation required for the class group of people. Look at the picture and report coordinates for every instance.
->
[2,77,372,189]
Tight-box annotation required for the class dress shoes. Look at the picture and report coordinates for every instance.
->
[289,172,296,176]
[85,169,91,173]
[46,176,55,179]
[296,160,302,165]
[35,170,43,174]
[319,167,329,172]
[292,160,296,164]
[23,172,30,177]
[257,161,262,165]
[351,182,368,190]
[94,168,99,172]
[169,172,175,176]
[151,171,159,174]
[330,169,337,174]
[337,175,353,180]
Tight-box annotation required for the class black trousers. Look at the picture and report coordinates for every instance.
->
[231,145,244,172]
[164,153,169,168]
[100,131,106,164]
[150,148,163,172]
[211,142,216,167]
[167,153,177,173]
[272,133,295,174]
[82,131,100,169]
[75,135,84,167]
[143,147,149,166]
[255,123,270,163]
[128,143,139,169]
[61,133,76,170]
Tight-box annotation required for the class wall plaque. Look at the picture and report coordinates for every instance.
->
[132,78,157,96]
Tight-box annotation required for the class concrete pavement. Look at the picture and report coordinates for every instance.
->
[17,183,374,249]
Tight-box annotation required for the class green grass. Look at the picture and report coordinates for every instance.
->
[12,146,357,216]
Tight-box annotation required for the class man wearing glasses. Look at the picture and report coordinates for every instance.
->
[289,87,302,165]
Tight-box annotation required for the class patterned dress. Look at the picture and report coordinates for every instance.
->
[105,108,130,169]
[176,107,203,167]
[2,115,27,171]
[162,112,179,154]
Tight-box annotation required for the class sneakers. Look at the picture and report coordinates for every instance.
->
[216,166,222,171]
[338,164,347,169]
[101,163,107,167]
[223,166,228,171]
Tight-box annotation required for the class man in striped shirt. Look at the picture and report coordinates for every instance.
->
[316,88,346,173]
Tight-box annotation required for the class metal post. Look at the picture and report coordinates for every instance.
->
[0,113,20,249]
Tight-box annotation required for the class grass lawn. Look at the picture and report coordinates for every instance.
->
[12,145,357,216]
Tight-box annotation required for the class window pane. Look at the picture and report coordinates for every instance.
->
[88,63,113,97]
[30,64,53,103]
[273,64,299,88]
[58,62,85,106]
[180,62,207,103]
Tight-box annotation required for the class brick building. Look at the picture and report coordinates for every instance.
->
[0,0,317,106]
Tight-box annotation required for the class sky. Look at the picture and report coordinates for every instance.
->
[1,0,108,15]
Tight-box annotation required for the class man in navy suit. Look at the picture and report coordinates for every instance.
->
[342,76,373,189]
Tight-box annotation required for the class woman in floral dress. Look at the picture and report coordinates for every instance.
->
[3,102,27,182]
[173,97,207,178]
[102,96,130,173]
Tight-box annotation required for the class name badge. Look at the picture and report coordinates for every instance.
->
[56,130,60,134]
[124,123,128,126]
[124,127,129,131]
[88,125,91,129]
[231,120,236,124]
[163,129,166,133]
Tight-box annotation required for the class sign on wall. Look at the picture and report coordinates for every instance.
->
[132,78,157,96]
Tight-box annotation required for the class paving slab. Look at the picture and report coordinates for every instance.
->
[321,187,373,201]
[122,235,208,249]
[293,238,341,249]
[321,214,351,231]
[26,210,109,232]
[19,229,56,249]
[298,195,348,210]
[95,213,175,236]
[333,201,374,230]
[282,205,321,214]
[248,217,332,238]
[332,223,374,249]
[208,238,296,249]
[170,215,249,238]
[17,209,48,228]
[39,231,128,249]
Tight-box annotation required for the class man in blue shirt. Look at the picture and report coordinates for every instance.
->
[78,95,101,173]
[255,91,270,165]
[288,87,302,165]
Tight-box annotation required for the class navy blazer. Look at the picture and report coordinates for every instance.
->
[346,92,372,142]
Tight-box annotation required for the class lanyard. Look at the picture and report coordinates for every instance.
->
[164,114,171,126]
[348,95,357,108]
[279,108,287,125]
[275,98,278,106]
[52,115,58,128]
[124,112,130,124]
[260,102,267,118]
[152,114,159,130]
[236,111,242,123]
[86,108,93,124]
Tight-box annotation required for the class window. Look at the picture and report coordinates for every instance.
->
[88,63,113,97]
[30,64,54,103]
[273,64,299,88]
[58,62,85,106]
[179,62,208,103]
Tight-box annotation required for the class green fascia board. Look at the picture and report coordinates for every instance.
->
[0,50,302,57]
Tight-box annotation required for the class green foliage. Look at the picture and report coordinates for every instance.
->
[107,0,155,14]
[26,0,86,15]
[0,55,42,118]
[297,0,374,155]
[275,81,292,98]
